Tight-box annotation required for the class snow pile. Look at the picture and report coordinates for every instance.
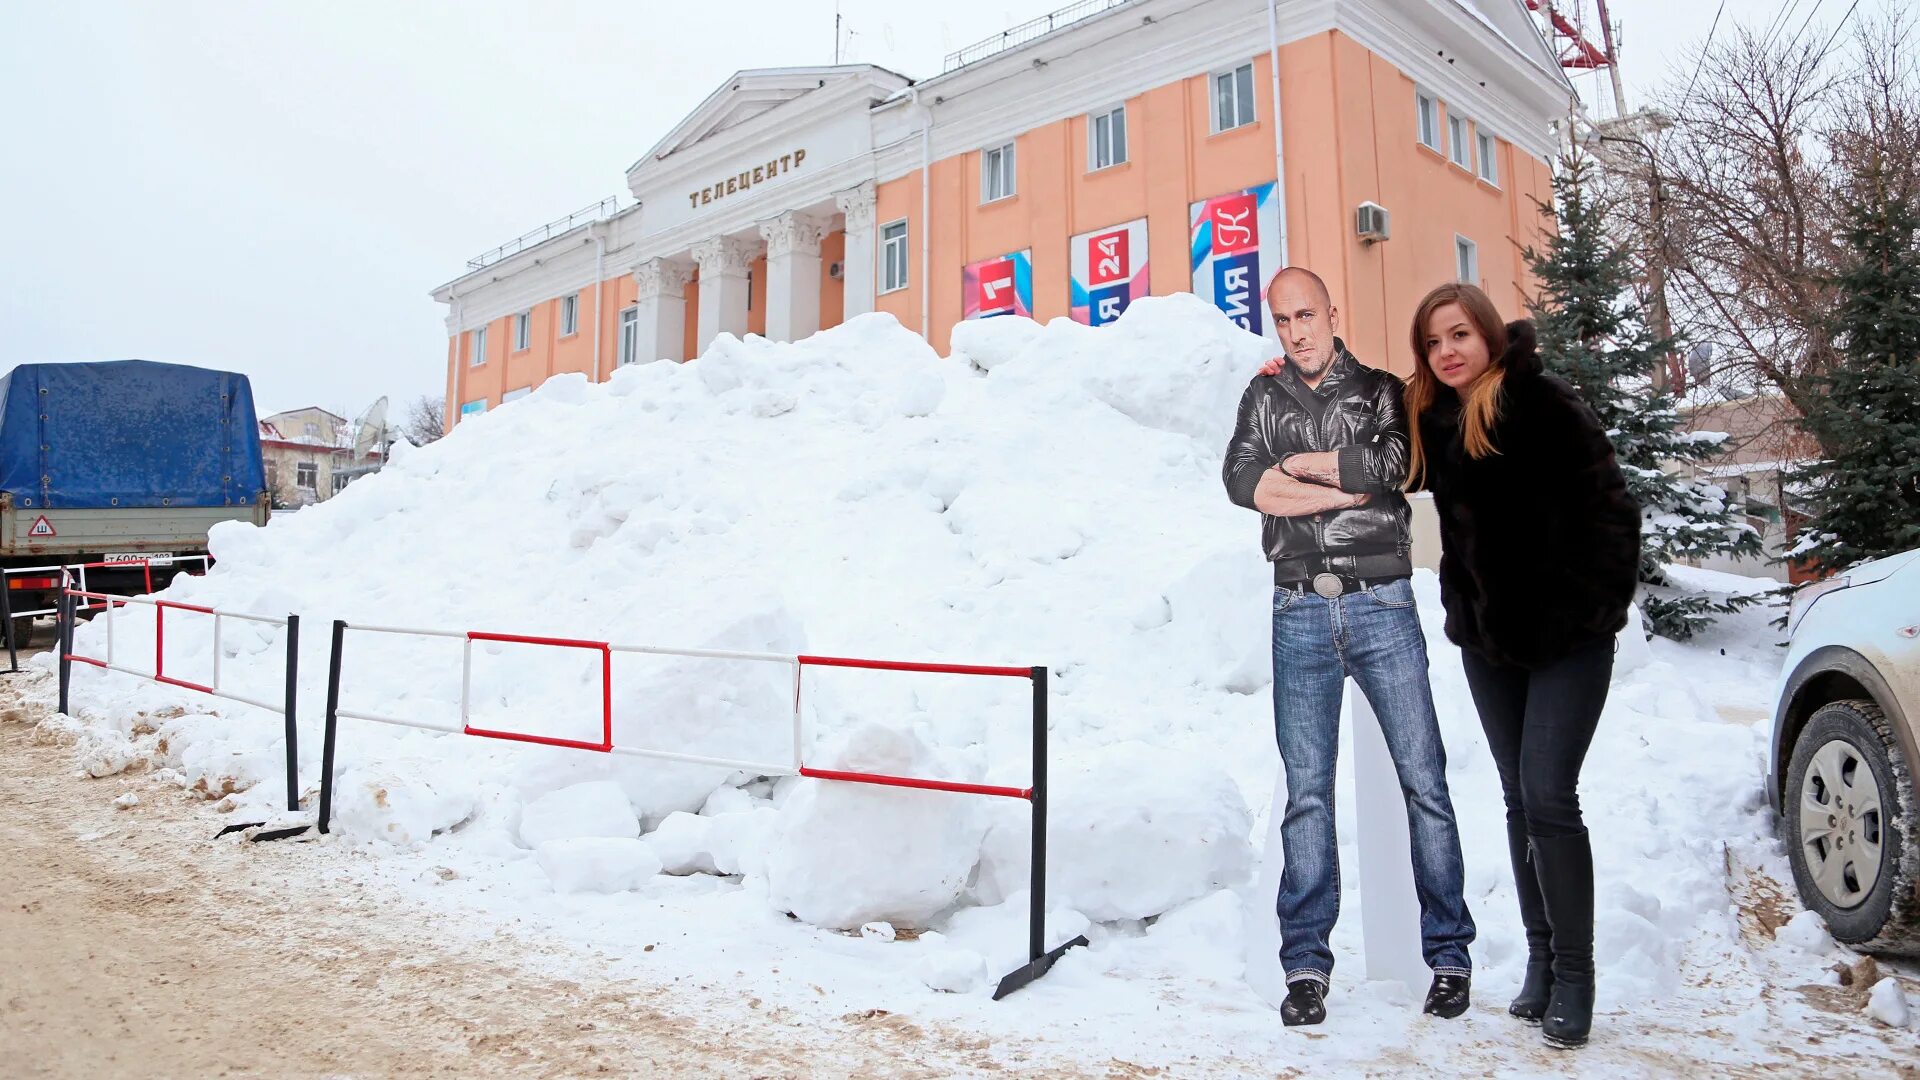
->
[49,296,1807,1040]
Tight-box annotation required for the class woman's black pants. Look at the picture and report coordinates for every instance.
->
[1460,637,1613,838]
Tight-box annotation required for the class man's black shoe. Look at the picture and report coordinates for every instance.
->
[1423,973,1471,1018]
[1280,980,1327,1026]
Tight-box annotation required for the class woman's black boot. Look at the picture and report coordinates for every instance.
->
[1533,830,1595,1049]
[1508,819,1554,1022]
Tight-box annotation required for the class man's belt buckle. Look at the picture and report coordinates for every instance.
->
[1311,573,1346,599]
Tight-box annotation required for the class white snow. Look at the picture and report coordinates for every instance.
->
[39,297,1913,1072]
[1866,976,1913,1029]
[535,837,663,894]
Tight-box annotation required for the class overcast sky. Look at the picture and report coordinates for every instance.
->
[0,0,1894,420]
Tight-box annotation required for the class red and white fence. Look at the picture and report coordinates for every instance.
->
[311,617,1080,999]
[56,588,301,812]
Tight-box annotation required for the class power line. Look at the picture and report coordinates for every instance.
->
[1760,0,1806,52]
[1676,0,1729,114]
[1811,0,1865,61]
[1783,0,1832,54]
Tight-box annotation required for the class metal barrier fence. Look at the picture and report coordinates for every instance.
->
[2,556,212,673]
[313,618,1082,999]
[56,588,301,812]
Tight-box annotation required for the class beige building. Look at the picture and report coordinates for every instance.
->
[1679,394,1818,582]
[258,407,375,508]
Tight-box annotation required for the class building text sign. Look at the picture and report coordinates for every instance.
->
[689,149,808,209]
[962,250,1033,320]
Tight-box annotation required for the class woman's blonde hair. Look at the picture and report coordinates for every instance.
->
[1405,283,1509,490]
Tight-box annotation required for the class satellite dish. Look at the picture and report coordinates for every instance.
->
[351,396,389,461]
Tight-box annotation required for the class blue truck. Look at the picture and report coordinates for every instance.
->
[0,360,269,644]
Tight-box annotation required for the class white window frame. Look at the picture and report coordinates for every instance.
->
[1213,63,1257,133]
[1455,234,1479,284]
[617,305,638,365]
[513,310,531,352]
[1448,113,1472,170]
[1416,89,1441,150]
[295,462,318,491]
[470,326,487,367]
[503,386,532,403]
[981,142,1016,203]
[1477,129,1500,186]
[1088,104,1127,171]
[880,219,909,294]
[560,293,579,337]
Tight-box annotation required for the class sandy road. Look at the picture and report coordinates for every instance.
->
[0,675,1038,1079]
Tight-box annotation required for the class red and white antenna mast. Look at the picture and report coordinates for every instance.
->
[1526,0,1628,116]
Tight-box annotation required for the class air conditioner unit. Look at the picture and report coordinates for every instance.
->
[828,261,844,280]
[1356,201,1391,245]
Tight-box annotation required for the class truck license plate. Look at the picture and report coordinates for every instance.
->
[102,552,175,565]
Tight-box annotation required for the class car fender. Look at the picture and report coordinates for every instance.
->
[1770,645,1917,814]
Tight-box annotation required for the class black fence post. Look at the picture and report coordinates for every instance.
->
[56,589,72,716]
[991,664,1086,1000]
[282,614,300,812]
[1,569,18,675]
[317,619,345,835]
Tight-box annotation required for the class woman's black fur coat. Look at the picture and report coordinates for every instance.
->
[1417,320,1643,670]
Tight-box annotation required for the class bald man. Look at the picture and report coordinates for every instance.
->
[1223,267,1474,1027]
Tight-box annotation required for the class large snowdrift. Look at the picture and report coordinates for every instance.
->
[51,297,1800,1017]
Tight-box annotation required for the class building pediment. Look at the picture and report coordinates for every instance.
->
[626,64,909,188]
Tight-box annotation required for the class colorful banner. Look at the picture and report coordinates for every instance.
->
[1070,217,1151,327]
[961,250,1033,321]
[1189,180,1282,338]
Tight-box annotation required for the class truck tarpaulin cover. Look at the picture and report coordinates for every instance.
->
[0,360,266,508]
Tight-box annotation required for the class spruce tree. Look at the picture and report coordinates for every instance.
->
[1524,153,1765,639]
[1787,143,1920,574]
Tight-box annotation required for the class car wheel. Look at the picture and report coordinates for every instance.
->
[1785,699,1920,954]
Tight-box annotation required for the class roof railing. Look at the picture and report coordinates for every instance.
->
[941,0,1132,72]
[466,196,619,271]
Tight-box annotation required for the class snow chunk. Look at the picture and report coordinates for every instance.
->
[647,811,718,875]
[536,837,663,894]
[1866,976,1912,1029]
[918,946,990,993]
[518,780,639,849]
[763,723,987,929]
[1778,910,1835,954]
[860,921,896,942]
[976,741,1253,921]
[334,764,477,847]
[112,792,139,809]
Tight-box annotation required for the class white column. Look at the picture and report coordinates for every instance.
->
[834,181,878,322]
[631,257,693,363]
[758,211,828,343]
[690,236,755,354]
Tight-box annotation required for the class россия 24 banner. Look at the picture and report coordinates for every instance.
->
[1189,180,1281,339]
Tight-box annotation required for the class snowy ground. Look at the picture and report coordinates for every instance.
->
[24,300,1920,1074]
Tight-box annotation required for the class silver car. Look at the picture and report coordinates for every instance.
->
[1770,547,1920,953]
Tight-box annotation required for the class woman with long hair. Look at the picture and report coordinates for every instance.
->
[1404,283,1641,1048]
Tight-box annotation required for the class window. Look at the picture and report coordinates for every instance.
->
[1477,130,1499,185]
[514,311,531,351]
[1214,63,1256,132]
[1416,90,1440,150]
[560,293,579,336]
[880,220,909,293]
[296,462,318,491]
[1455,235,1479,284]
[1448,113,1472,169]
[982,142,1016,202]
[1089,105,1127,170]
[503,386,532,403]
[332,472,352,494]
[303,422,319,438]
[471,326,487,366]
[459,399,486,418]
[618,306,638,365]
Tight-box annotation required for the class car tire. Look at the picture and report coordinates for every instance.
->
[1784,698,1920,955]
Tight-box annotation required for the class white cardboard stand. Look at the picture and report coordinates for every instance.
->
[1244,679,1428,1007]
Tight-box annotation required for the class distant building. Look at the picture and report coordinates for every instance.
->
[1679,394,1819,582]
[259,407,382,507]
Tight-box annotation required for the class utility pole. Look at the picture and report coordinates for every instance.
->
[1595,0,1628,119]
[834,3,841,64]
[1595,116,1681,394]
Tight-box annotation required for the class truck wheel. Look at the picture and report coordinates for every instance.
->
[1785,699,1920,955]
[6,616,31,649]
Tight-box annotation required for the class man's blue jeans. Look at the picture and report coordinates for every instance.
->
[1270,575,1474,988]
